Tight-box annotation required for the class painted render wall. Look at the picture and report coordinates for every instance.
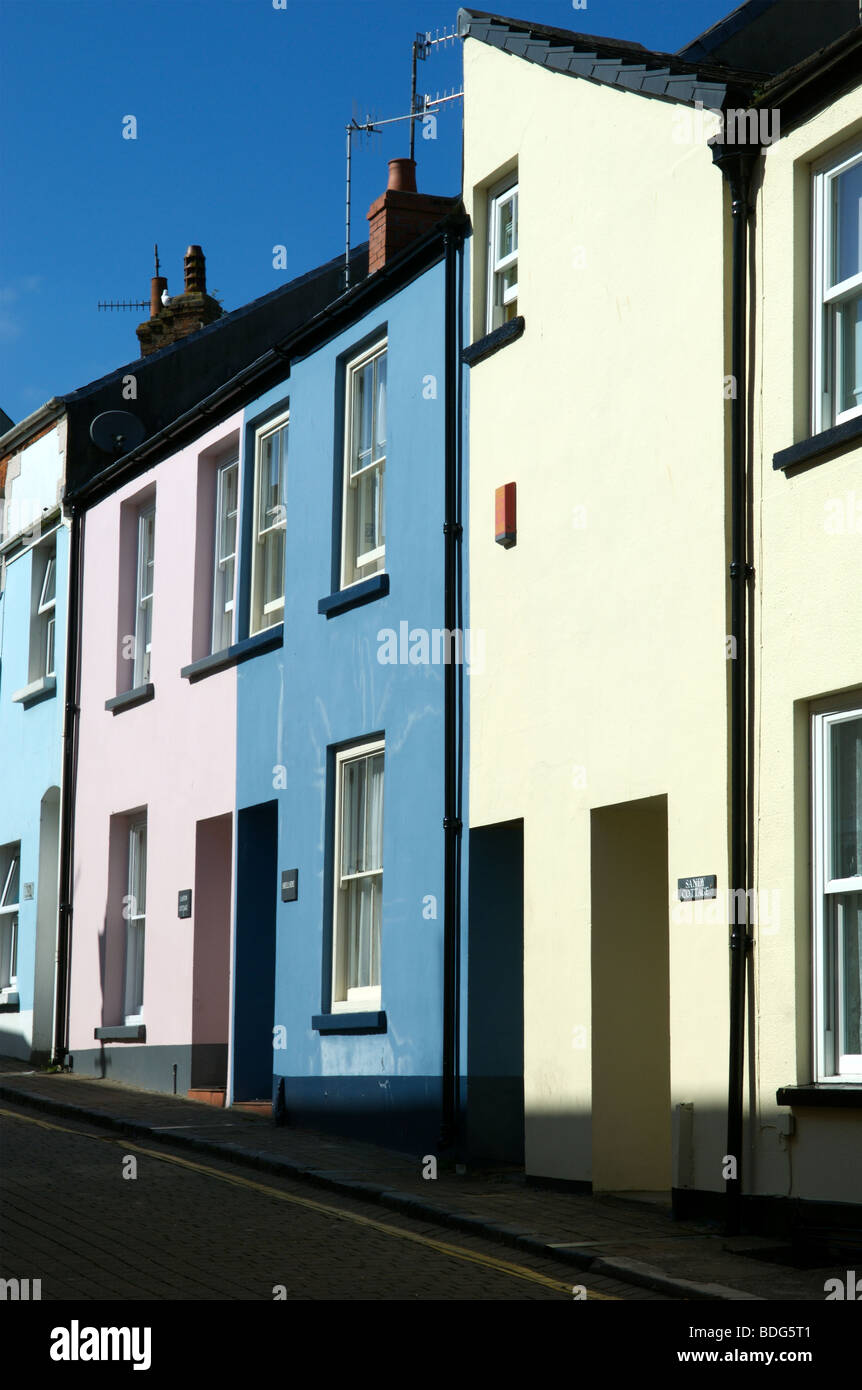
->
[751,85,862,1206]
[0,420,68,1061]
[235,255,474,1152]
[462,41,732,1190]
[68,413,241,1090]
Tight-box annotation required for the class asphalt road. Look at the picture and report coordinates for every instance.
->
[0,1100,669,1301]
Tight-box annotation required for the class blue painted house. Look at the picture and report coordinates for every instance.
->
[0,405,67,1062]
[229,162,523,1160]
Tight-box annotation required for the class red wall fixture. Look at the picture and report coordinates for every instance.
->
[495,482,516,548]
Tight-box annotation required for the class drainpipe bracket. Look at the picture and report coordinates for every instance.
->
[443,816,462,832]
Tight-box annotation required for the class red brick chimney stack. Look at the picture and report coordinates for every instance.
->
[366,158,458,274]
[136,244,223,358]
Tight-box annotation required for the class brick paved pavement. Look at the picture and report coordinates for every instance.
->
[0,1061,845,1300]
[0,1099,661,1301]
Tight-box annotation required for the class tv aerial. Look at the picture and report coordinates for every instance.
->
[343,26,462,289]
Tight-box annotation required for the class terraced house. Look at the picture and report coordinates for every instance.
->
[458,0,862,1243]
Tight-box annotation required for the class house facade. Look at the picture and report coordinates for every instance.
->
[0,405,67,1063]
[459,0,862,1238]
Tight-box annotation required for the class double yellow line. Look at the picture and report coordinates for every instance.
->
[1,1105,617,1299]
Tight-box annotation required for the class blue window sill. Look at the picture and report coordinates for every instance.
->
[105,683,155,714]
[777,1084,862,1109]
[773,412,862,471]
[311,1010,387,1035]
[462,315,525,367]
[94,1024,147,1041]
[318,574,389,619]
[181,625,283,683]
[11,676,56,707]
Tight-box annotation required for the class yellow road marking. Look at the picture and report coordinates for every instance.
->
[0,1104,617,1299]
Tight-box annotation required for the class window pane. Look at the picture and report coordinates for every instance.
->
[346,876,380,990]
[373,354,386,463]
[365,752,384,871]
[124,920,145,1017]
[353,466,382,562]
[342,758,366,875]
[351,362,374,474]
[1,854,20,908]
[497,195,516,262]
[262,529,285,610]
[45,616,55,678]
[259,430,285,530]
[0,913,16,989]
[832,158,862,286]
[40,555,56,608]
[219,465,238,561]
[831,717,862,878]
[840,893,862,1056]
[139,513,155,600]
[836,291,862,416]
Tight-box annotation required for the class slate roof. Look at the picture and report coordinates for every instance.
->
[456,7,768,107]
[60,244,368,494]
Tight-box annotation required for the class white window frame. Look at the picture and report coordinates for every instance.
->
[486,177,519,334]
[134,505,155,687]
[812,142,862,434]
[250,413,288,635]
[0,843,20,993]
[331,740,384,1013]
[211,459,238,653]
[33,539,56,680]
[123,819,147,1025]
[341,342,387,590]
[813,708,862,1081]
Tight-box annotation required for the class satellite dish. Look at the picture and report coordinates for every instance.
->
[89,410,146,455]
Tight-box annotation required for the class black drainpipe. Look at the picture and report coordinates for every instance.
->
[711,137,758,1236]
[441,226,465,1156]
[54,501,84,1066]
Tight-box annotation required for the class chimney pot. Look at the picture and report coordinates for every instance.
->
[184,244,206,295]
[150,276,168,318]
[387,158,417,193]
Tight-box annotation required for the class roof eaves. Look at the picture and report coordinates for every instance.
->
[457,7,768,106]
[0,398,66,459]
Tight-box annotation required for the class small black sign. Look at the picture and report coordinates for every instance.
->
[281,869,298,903]
[677,875,717,902]
[178,889,193,918]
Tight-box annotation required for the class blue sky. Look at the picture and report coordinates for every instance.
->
[0,0,735,423]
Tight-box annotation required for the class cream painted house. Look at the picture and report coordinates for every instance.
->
[458,2,862,1244]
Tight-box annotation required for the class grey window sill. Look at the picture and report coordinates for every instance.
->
[0,992,20,1013]
[181,625,284,682]
[462,315,525,367]
[11,676,56,707]
[105,683,155,714]
[776,1084,862,1109]
[94,1024,147,1041]
[318,574,389,618]
[311,1010,387,1034]
[773,412,862,471]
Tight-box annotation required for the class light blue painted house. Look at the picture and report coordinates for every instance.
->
[0,406,67,1062]
[229,162,524,1160]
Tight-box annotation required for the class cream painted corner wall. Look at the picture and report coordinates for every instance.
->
[463,40,732,1187]
[752,84,862,1205]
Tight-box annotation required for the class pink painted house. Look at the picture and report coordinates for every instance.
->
[68,412,242,1100]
